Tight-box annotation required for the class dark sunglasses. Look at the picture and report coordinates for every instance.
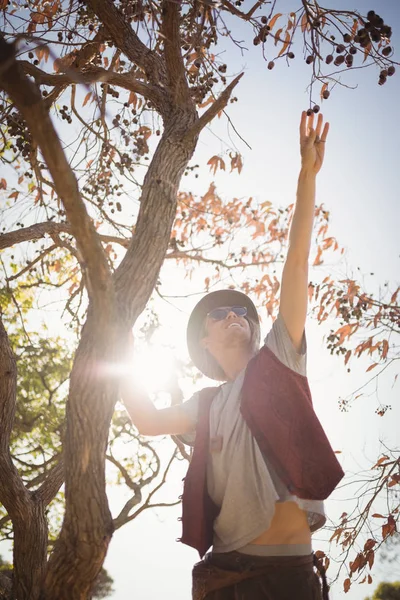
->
[207,306,248,321]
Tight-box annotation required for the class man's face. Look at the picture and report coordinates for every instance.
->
[201,306,252,353]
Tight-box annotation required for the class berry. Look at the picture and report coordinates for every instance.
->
[382,46,392,56]
[343,34,352,43]
[380,69,388,78]
[325,54,333,65]
[322,90,330,100]
[371,32,381,43]
[349,47,357,55]
[336,44,345,53]
[288,52,295,59]
[345,54,353,66]
[313,105,320,113]
[367,10,375,21]
[306,108,313,116]
[334,55,345,66]
[261,16,267,24]
[306,55,314,64]
[388,66,395,76]
[267,61,275,70]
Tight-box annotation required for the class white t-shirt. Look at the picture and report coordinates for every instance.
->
[179,312,326,553]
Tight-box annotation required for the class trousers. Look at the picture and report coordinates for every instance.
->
[192,551,329,600]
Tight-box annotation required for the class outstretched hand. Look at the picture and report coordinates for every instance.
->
[299,111,329,175]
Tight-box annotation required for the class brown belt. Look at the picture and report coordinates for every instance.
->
[192,552,329,600]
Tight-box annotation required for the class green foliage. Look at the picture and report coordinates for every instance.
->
[365,581,400,600]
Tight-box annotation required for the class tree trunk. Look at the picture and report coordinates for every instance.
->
[43,104,198,599]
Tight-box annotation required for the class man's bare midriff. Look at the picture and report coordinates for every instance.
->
[249,500,312,545]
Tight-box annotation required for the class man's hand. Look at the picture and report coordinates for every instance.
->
[300,111,329,175]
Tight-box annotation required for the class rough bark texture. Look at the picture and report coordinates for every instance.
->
[0,318,48,600]
[0,0,242,594]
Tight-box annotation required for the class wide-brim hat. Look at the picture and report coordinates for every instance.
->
[187,289,260,381]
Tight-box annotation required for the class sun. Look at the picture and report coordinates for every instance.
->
[125,343,178,401]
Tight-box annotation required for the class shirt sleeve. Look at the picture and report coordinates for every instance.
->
[263,311,307,376]
[175,391,200,446]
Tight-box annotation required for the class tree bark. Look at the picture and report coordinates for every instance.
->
[0,317,48,600]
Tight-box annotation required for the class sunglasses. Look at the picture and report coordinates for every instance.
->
[207,306,248,321]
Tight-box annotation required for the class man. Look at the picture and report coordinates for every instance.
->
[122,111,344,599]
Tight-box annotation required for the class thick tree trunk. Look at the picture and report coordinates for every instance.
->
[43,102,198,598]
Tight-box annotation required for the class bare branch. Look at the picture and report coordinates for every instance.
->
[219,0,265,20]
[185,73,244,140]
[34,456,64,507]
[86,0,167,92]
[43,26,108,110]
[21,61,160,105]
[0,222,71,251]
[0,35,114,315]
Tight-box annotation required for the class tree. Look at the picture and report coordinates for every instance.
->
[365,581,400,600]
[0,1,398,599]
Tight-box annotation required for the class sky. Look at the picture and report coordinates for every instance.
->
[1,0,400,599]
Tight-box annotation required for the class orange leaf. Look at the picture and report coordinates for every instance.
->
[268,13,282,30]
[0,178,6,189]
[230,152,243,174]
[381,339,389,360]
[301,12,309,33]
[128,91,138,108]
[278,31,291,57]
[274,28,283,46]
[373,455,390,468]
[320,82,328,100]
[344,350,352,365]
[351,19,359,38]
[366,362,378,372]
[363,43,372,63]
[8,191,19,200]
[313,246,323,266]
[207,155,225,175]
[372,513,385,518]
[367,550,375,570]
[368,574,373,585]
[343,578,351,593]
[31,11,46,23]
[390,286,399,303]
[364,539,377,552]
[198,96,214,109]
[82,92,92,107]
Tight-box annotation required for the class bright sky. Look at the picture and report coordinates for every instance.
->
[1,1,400,599]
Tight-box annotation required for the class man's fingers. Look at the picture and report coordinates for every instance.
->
[315,113,323,138]
[321,121,330,142]
[300,110,307,139]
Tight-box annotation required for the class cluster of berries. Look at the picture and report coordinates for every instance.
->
[60,105,72,124]
[356,10,392,47]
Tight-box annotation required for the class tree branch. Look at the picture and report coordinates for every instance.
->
[184,73,244,140]
[0,222,71,250]
[34,456,64,507]
[21,62,160,105]
[161,0,190,105]
[0,36,114,315]
[0,316,31,519]
[86,0,167,95]
[219,0,265,20]
[43,26,108,110]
